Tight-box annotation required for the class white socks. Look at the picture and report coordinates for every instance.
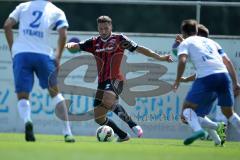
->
[206,128,221,145]
[18,94,73,136]
[198,116,222,144]
[228,113,240,134]
[183,108,202,132]
[198,116,218,130]
[17,99,32,123]
[184,108,240,141]
[52,93,73,136]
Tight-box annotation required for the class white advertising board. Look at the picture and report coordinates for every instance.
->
[0,30,239,140]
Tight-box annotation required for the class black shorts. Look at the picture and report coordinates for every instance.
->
[93,79,124,107]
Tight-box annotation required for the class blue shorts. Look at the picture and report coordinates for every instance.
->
[185,73,234,116]
[194,93,217,117]
[13,53,57,93]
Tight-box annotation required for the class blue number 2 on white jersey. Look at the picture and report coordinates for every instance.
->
[30,11,43,28]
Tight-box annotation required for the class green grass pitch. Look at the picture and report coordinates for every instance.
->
[0,133,239,160]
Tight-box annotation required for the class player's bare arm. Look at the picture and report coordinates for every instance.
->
[3,18,16,54]
[173,54,188,91]
[222,55,240,96]
[56,27,67,67]
[135,45,173,62]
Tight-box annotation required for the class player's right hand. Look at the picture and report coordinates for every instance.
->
[175,34,184,43]
[65,42,80,51]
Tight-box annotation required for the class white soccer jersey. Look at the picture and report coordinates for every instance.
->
[9,0,68,58]
[177,36,228,78]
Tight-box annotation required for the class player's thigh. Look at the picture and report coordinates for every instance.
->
[102,90,117,109]
[94,80,122,108]
[185,92,216,111]
[101,79,123,108]
[194,92,217,117]
[13,53,35,93]
[184,79,217,118]
[34,55,57,90]
[185,78,215,107]
[109,79,124,97]
[217,73,234,107]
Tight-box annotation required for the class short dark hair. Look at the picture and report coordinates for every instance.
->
[97,15,112,24]
[197,24,209,38]
[181,19,198,36]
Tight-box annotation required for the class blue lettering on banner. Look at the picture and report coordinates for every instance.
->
[68,94,74,113]
[44,94,53,114]
[175,96,180,121]
[31,92,44,114]
[0,88,181,121]
[29,92,95,115]
[83,96,89,113]
[134,95,181,122]
[0,89,9,113]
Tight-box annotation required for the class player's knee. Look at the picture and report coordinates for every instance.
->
[48,86,59,98]
[181,115,188,124]
[102,99,114,109]
[221,107,234,119]
[182,101,197,109]
[17,92,29,100]
[102,92,116,109]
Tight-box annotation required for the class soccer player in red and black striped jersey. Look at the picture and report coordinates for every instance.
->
[65,15,173,142]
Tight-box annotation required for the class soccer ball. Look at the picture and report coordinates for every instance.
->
[96,125,114,142]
